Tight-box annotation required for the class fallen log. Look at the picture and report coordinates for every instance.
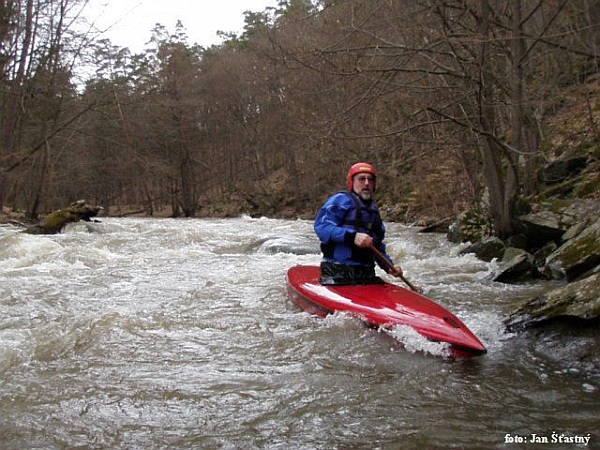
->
[24,200,103,235]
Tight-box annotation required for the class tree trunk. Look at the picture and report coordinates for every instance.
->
[510,0,526,195]
[2,0,34,162]
[180,153,195,217]
[478,0,518,238]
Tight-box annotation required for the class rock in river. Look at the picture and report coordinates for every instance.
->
[505,271,600,331]
[542,216,600,281]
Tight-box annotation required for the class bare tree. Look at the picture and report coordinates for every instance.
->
[0,0,86,217]
[3,0,596,222]
[270,0,597,232]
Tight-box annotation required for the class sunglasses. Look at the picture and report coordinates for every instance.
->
[355,175,375,183]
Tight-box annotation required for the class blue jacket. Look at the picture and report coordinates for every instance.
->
[314,191,394,271]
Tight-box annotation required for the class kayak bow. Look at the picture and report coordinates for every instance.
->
[286,265,486,357]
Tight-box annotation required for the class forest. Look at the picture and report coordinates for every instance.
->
[1,0,599,238]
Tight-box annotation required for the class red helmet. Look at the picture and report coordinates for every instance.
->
[347,162,377,190]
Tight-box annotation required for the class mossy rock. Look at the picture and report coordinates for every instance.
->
[24,200,102,235]
[505,272,600,331]
[459,237,505,261]
[573,174,600,198]
[544,217,600,280]
[447,208,493,243]
[491,248,537,283]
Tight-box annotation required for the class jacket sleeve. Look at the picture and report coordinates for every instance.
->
[314,193,356,245]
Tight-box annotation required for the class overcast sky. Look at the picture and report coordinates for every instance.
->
[83,0,280,52]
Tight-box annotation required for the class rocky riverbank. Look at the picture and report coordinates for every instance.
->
[446,199,599,373]
[447,195,599,328]
[442,153,599,371]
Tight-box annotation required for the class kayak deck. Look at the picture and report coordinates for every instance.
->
[286,265,486,356]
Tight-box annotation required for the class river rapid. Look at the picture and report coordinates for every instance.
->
[0,217,598,449]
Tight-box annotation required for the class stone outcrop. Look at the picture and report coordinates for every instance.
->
[542,217,600,281]
[447,208,493,244]
[505,271,600,331]
[449,197,600,330]
[539,156,589,185]
[459,237,505,262]
[491,248,538,283]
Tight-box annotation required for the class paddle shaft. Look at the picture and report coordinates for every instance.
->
[368,244,419,292]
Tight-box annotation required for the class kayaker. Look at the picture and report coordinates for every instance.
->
[314,162,403,285]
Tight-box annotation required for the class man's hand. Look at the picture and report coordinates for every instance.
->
[388,265,403,278]
[354,232,373,248]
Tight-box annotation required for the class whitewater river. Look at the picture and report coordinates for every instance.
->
[0,217,598,449]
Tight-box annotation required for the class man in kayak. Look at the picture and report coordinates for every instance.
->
[314,162,403,285]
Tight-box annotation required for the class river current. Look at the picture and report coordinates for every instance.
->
[0,217,598,449]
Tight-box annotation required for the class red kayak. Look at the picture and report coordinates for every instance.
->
[286,265,486,357]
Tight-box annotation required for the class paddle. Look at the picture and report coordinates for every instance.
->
[368,244,421,292]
